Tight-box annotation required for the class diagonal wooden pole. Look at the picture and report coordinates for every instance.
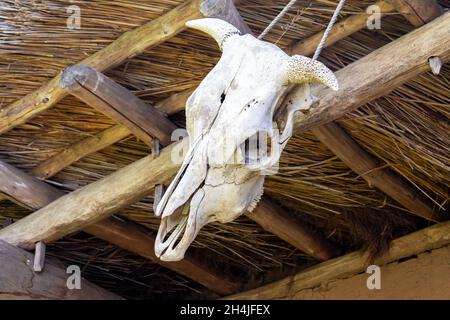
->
[0,0,249,135]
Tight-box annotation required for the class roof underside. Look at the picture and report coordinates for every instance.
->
[0,0,448,299]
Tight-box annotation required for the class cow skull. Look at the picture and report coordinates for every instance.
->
[154,18,338,261]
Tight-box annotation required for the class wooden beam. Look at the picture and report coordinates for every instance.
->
[389,0,444,27]
[0,160,239,295]
[0,144,181,248]
[288,0,395,56]
[84,217,240,295]
[246,200,340,261]
[312,123,440,221]
[292,12,450,134]
[31,124,130,180]
[0,0,248,135]
[0,240,122,300]
[60,65,177,146]
[225,221,450,299]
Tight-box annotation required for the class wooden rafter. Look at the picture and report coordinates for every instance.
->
[226,220,450,299]
[0,0,248,135]
[0,160,240,295]
[60,65,177,146]
[293,12,450,133]
[246,200,340,261]
[312,123,440,221]
[289,13,449,221]
[389,0,444,27]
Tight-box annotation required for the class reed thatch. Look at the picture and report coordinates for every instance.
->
[0,0,448,298]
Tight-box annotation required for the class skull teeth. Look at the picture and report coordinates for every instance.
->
[247,185,264,212]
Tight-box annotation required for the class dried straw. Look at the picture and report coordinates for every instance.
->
[0,0,448,298]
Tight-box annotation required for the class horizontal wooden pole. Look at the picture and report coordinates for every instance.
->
[0,240,122,300]
[28,82,186,180]
[292,12,450,133]
[0,160,239,295]
[60,65,177,146]
[389,0,444,27]
[312,123,440,221]
[288,0,395,56]
[225,220,450,299]
[0,0,249,135]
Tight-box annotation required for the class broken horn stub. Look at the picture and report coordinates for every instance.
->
[286,55,339,91]
[186,18,241,51]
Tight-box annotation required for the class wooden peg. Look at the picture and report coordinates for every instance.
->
[152,139,165,214]
[429,56,443,75]
[33,241,46,272]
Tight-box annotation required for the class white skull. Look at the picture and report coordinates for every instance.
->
[154,18,338,261]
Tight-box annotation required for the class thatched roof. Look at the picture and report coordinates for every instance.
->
[0,0,448,299]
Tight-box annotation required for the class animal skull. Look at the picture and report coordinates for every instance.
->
[154,18,338,261]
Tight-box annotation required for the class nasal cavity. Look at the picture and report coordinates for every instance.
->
[220,92,226,104]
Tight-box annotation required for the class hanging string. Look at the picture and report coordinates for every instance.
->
[258,0,346,61]
[312,0,346,61]
[258,0,298,40]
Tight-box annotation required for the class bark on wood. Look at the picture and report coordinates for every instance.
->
[0,240,122,300]
[225,221,450,299]
[60,65,176,146]
[389,0,444,26]
[0,0,247,135]
[0,160,239,295]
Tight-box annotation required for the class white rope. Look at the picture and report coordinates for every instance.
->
[312,0,346,61]
[258,0,298,40]
[258,0,346,61]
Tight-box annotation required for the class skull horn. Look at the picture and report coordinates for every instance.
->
[286,55,339,91]
[186,18,241,51]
